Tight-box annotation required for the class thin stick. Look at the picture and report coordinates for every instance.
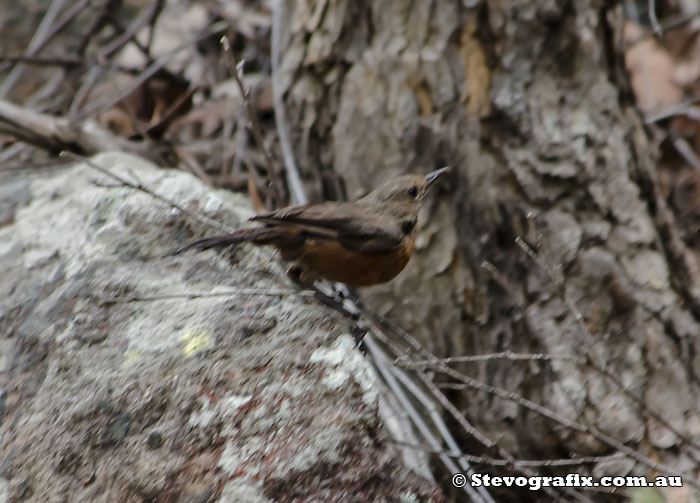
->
[671,134,700,173]
[220,36,288,205]
[59,151,234,234]
[396,351,581,366]
[98,0,165,59]
[99,289,314,306]
[220,37,274,171]
[624,9,700,48]
[390,440,627,467]
[648,0,662,35]
[271,0,307,205]
[0,0,67,96]
[644,96,700,123]
[0,55,83,68]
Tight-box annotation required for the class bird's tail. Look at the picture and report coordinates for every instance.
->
[164,228,279,257]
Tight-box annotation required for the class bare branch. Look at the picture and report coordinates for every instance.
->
[0,99,163,162]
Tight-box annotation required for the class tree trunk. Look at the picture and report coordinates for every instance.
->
[276,0,700,496]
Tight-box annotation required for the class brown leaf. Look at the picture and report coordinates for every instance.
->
[624,21,683,113]
[248,173,266,213]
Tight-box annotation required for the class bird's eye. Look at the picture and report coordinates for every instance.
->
[401,218,417,235]
[407,186,418,198]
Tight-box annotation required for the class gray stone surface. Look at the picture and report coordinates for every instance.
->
[0,152,440,502]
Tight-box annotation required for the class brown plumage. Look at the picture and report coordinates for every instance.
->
[169,167,450,286]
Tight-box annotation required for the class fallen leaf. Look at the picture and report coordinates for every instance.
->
[624,21,683,113]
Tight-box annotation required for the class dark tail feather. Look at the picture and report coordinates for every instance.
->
[164,228,276,257]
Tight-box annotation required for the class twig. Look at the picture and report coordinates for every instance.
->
[0,160,70,173]
[99,289,313,306]
[624,9,700,49]
[644,96,700,123]
[98,0,165,59]
[175,144,215,187]
[69,66,104,119]
[74,0,120,56]
[220,36,287,205]
[36,0,92,53]
[271,0,307,205]
[396,351,581,367]
[0,0,94,94]
[516,234,595,352]
[390,440,627,467]
[0,0,67,96]
[230,119,249,185]
[0,55,83,68]
[671,134,700,173]
[59,151,234,234]
[648,0,662,35]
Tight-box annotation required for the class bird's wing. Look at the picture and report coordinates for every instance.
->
[251,203,403,253]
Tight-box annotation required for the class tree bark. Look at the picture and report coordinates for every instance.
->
[276,0,700,492]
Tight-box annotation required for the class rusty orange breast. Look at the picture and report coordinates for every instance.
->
[295,237,415,286]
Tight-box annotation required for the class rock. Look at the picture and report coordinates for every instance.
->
[0,152,440,502]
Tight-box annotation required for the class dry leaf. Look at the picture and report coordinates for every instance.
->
[624,21,683,113]
[248,173,266,213]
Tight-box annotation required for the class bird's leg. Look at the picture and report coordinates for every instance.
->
[285,264,317,287]
[285,264,359,321]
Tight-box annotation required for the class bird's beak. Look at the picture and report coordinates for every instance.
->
[425,166,451,189]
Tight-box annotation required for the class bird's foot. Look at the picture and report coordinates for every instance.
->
[286,264,317,287]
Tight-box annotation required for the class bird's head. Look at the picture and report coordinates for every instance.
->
[361,167,450,217]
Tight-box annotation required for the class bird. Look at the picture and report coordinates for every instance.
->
[169,167,450,286]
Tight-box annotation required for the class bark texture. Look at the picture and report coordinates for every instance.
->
[277,0,700,488]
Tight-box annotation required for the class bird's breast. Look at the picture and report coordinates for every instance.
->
[296,237,415,286]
